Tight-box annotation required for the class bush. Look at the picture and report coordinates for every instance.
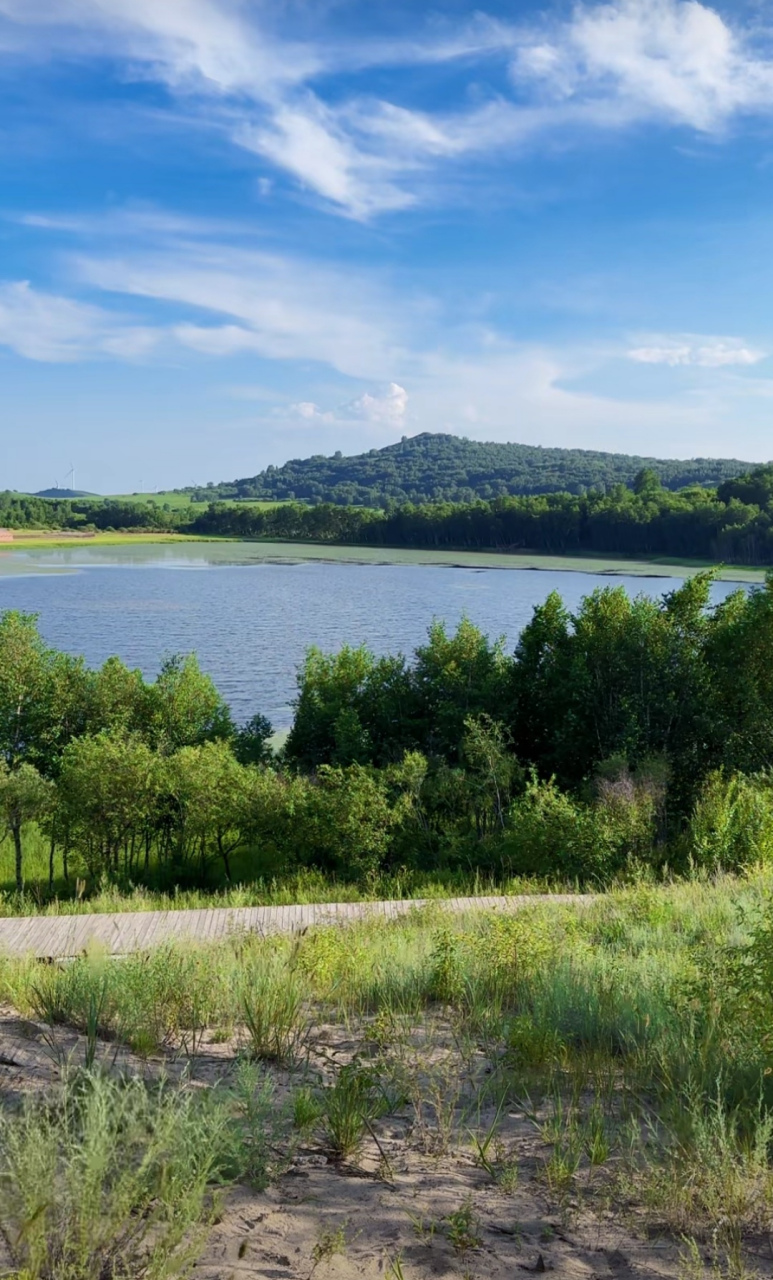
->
[687,771,773,872]
[502,776,639,882]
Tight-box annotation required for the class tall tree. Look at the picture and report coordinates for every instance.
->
[0,762,54,891]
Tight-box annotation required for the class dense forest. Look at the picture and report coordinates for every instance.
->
[4,572,773,895]
[178,432,755,505]
[191,465,773,564]
[7,460,773,565]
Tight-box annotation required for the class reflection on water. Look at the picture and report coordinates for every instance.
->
[0,544,745,729]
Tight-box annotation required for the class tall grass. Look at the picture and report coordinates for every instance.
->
[0,1071,234,1280]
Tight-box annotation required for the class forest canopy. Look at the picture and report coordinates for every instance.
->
[191,465,773,564]
[175,432,756,506]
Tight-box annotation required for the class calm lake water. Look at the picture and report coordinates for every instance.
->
[0,543,746,729]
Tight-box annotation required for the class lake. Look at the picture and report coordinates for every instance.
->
[0,542,747,729]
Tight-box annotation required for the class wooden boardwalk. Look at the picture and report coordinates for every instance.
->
[0,894,591,960]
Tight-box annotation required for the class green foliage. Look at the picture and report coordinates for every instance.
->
[0,760,53,890]
[317,1060,391,1160]
[687,772,773,872]
[7,440,773,566]
[175,432,752,507]
[187,456,773,567]
[503,774,650,881]
[240,961,309,1063]
[444,1198,481,1254]
[57,732,161,879]
[293,763,401,882]
[9,567,773,896]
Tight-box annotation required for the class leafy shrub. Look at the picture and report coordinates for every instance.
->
[687,771,773,872]
[502,776,631,882]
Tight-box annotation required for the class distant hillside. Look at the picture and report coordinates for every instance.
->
[33,488,97,499]
[180,433,758,507]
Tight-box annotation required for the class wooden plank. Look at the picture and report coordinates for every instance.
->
[0,893,597,957]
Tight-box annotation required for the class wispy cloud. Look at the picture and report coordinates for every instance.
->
[0,280,157,362]
[3,2,773,218]
[627,334,767,367]
[76,244,407,377]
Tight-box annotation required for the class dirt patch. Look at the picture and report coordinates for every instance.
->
[0,1008,764,1280]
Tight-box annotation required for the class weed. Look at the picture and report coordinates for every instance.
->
[406,1210,437,1245]
[311,1223,348,1271]
[221,1058,290,1188]
[445,1198,482,1255]
[241,963,309,1064]
[582,1105,610,1168]
[0,1070,232,1280]
[318,1060,391,1161]
[293,1084,323,1132]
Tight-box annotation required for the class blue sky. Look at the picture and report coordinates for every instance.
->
[2,0,773,493]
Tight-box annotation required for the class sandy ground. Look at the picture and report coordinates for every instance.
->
[0,1006,767,1280]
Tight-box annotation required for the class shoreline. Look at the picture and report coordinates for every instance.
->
[0,532,765,581]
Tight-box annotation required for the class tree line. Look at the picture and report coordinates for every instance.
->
[0,492,188,532]
[4,572,773,895]
[7,462,773,565]
[190,465,773,565]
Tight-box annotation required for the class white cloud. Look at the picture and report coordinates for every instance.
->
[285,382,409,428]
[5,1,773,218]
[628,334,766,367]
[290,401,333,422]
[513,0,773,132]
[0,280,157,362]
[346,382,408,424]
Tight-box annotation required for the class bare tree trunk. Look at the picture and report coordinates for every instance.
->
[48,825,56,892]
[12,822,23,894]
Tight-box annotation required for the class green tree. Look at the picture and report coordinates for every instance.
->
[0,761,54,891]
[412,618,509,762]
[286,646,377,769]
[144,655,234,752]
[85,656,147,736]
[57,733,161,879]
[0,612,56,768]
[164,741,251,879]
[233,713,274,766]
[296,764,399,882]
[462,714,523,837]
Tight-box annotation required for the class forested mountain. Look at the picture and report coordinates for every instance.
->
[181,432,756,506]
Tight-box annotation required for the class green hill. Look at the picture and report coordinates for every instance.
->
[33,488,97,499]
[179,433,758,507]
